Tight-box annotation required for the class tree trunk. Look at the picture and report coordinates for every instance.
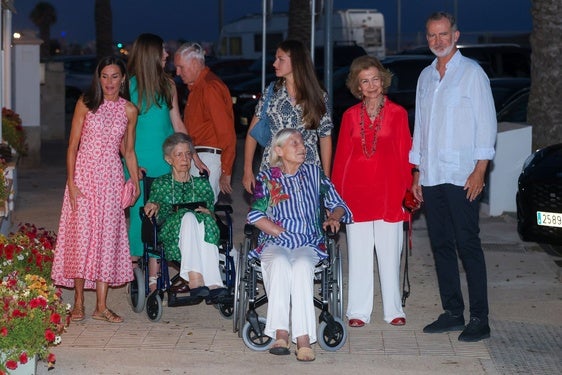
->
[288,0,311,49]
[528,0,562,150]
[95,0,114,60]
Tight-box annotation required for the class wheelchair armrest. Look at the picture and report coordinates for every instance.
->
[244,223,256,236]
[214,204,233,214]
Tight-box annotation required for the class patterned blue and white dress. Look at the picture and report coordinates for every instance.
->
[247,163,352,259]
[254,82,333,171]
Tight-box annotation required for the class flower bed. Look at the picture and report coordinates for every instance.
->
[0,224,68,374]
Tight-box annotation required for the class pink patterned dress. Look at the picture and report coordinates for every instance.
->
[51,98,134,289]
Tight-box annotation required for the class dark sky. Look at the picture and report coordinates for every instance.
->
[13,0,532,47]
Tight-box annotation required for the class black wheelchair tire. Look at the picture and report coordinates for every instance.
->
[234,240,249,335]
[317,317,347,351]
[242,317,272,351]
[218,303,234,319]
[146,291,163,322]
[330,246,344,320]
[129,267,145,313]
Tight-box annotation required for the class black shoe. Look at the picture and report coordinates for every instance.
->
[205,287,228,305]
[189,286,210,298]
[169,281,190,294]
[423,311,465,333]
[458,317,490,342]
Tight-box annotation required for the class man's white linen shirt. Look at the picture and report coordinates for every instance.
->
[409,50,497,187]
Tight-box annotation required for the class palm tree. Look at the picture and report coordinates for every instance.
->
[95,0,113,60]
[288,0,311,48]
[528,0,562,149]
[29,2,57,58]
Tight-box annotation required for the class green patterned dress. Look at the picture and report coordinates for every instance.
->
[148,174,219,261]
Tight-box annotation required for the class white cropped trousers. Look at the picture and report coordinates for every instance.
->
[178,212,223,287]
[260,245,320,343]
[346,220,405,323]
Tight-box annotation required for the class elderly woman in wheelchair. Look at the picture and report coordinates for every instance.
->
[142,133,228,304]
[246,128,352,361]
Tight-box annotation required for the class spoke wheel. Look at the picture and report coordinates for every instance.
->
[146,291,163,322]
[242,317,272,351]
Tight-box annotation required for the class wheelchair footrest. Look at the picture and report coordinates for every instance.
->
[167,293,205,307]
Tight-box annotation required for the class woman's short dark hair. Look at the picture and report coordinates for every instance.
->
[346,55,393,99]
[163,132,195,157]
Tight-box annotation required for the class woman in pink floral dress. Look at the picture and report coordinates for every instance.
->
[51,56,140,323]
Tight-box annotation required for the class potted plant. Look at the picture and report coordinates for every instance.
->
[0,224,69,374]
[1,108,27,158]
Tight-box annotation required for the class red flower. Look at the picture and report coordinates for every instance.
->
[19,352,28,364]
[47,352,56,366]
[0,326,7,336]
[12,309,27,318]
[50,312,61,324]
[5,360,17,370]
[44,329,56,342]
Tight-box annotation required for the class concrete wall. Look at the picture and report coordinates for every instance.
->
[40,62,65,141]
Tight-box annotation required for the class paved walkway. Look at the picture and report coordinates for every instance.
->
[10,139,562,374]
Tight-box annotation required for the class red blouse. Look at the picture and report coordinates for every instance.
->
[332,98,413,223]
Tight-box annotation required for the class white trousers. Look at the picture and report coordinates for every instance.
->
[346,220,405,323]
[178,212,223,287]
[190,148,221,203]
[260,245,320,343]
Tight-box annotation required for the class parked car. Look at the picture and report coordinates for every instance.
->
[516,143,562,245]
[496,87,530,123]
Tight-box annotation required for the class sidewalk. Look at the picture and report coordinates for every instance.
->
[11,139,562,375]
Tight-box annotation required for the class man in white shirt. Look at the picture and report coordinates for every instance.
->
[409,12,497,342]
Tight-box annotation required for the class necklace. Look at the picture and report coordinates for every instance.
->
[171,174,195,204]
[360,98,385,159]
[366,97,384,123]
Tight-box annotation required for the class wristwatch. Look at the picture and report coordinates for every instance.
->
[411,167,420,175]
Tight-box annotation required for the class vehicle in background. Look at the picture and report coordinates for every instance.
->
[496,87,530,123]
[516,143,562,246]
[218,9,385,60]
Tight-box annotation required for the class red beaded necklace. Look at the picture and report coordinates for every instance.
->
[360,97,385,159]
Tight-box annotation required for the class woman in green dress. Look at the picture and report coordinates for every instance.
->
[143,133,227,302]
[126,33,206,291]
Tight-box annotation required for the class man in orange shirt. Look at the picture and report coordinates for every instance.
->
[174,42,236,201]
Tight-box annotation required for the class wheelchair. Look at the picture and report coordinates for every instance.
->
[128,173,236,322]
[232,224,347,352]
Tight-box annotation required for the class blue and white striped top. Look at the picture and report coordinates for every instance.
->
[247,163,352,259]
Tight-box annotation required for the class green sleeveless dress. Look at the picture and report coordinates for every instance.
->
[126,76,174,256]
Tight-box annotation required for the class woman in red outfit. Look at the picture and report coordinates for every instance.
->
[332,55,413,328]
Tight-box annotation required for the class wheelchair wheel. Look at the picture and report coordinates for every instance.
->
[242,316,272,351]
[146,290,163,322]
[329,246,344,320]
[218,302,233,319]
[233,241,249,335]
[317,317,347,352]
[129,267,145,313]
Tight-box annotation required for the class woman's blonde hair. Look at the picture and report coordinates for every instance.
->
[346,55,393,99]
[269,128,302,167]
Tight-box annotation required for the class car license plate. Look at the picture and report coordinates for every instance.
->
[536,211,562,228]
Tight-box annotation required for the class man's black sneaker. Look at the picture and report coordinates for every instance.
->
[458,317,490,342]
[423,311,465,333]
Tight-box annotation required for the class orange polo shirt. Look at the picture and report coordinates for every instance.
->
[184,67,236,175]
